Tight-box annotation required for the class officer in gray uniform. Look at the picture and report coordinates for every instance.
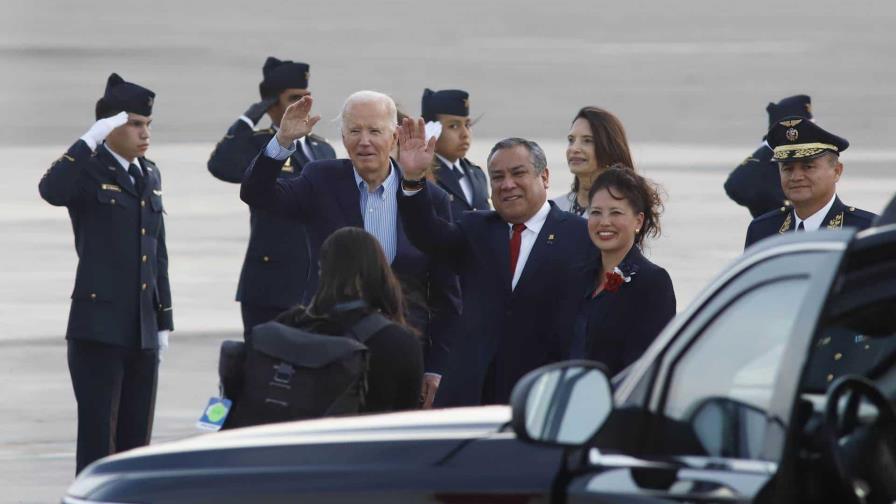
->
[208,57,336,335]
[39,73,172,473]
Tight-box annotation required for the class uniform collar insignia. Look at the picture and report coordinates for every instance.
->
[827,212,844,229]
[779,213,793,234]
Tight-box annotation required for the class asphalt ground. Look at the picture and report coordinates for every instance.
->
[2,0,896,501]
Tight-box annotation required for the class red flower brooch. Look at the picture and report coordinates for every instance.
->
[603,266,635,293]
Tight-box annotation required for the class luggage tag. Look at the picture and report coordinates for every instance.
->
[196,397,232,432]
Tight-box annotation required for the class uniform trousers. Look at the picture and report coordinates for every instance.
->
[67,339,158,474]
[240,303,289,338]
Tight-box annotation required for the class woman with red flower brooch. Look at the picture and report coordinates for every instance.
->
[568,165,677,377]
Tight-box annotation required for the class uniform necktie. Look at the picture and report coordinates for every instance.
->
[128,163,144,194]
[509,223,526,276]
[797,221,805,232]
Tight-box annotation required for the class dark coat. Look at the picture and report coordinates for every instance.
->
[744,196,876,249]
[208,121,336,308]
[569,246,676,377]
[724,143,787,218]
[39,141,173,349]
[433,157,490,216]
[398,186,597,406]
[240,154,461,374]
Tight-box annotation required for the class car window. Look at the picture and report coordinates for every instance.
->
[662,278,810,459]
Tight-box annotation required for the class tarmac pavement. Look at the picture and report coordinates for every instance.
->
[3,0,896,501]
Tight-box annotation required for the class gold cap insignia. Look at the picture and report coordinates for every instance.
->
[305,71,310,81]
[805,103,812,114]
[547,234,555,241]
[785,128,799,142]
[780,119,802,127]
[463,98,470,110]
[147,96,154,108]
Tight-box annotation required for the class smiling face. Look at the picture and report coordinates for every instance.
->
[488,145,549,224]
[567,117,600,177]
[779,153,842,210]
[587,188,644,255]
[105,113,151,160]
[435,114,472,163]
[341,100,397,179]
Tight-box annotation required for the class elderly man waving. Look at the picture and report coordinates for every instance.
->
[240,92,460,407]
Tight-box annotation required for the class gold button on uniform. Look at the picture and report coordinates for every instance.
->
[142,283,147,291]
[90,293,97,300]
[263,256,270,263]
[110,198,116,204]
[141,228,146,235]
[142,255,148,263]
[827,374,834,382]
[141,200,146,207]
[834,353,842,360]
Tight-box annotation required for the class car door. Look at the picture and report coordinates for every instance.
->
[566,233,851,503]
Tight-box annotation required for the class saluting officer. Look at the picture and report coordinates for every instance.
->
[744,117,876,249]
[38,73,172,473]
[208,57,336,334]
[725,95,813,218]
[422,89,489,216]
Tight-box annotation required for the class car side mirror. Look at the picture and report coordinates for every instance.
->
[689,397,768,458]
[510,360,614,447]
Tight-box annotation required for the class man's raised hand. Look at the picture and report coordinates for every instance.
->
[275,96,320,148]
[397,117,436,181]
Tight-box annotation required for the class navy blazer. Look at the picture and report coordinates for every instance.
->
[398,186,597,405]
[434,157,490,216]
[724,144,787,218]
[744,196,876,249]
[208,122,336,308]
[569,246,676,377]
[240,153,461,374]
[39,141,173,349]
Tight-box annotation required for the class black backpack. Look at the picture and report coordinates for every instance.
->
[218,312,393,429]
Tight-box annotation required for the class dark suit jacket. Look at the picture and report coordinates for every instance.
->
[208,121,337,308]
[398,186,597,405]
[434,157,490,216]
[569,246,676,377]
[724,143,787,218]
[39,141,173,349]
[240,154,461,374]
[744,196,876,249]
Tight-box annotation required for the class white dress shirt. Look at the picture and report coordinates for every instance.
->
[510,200,551,290]
[436,154,474,205]
[794,194,837,232]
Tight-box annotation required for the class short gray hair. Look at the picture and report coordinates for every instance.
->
[487,137,547,174]
[340,90,398,132]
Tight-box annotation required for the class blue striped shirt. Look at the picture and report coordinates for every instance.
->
[353,164,399,263]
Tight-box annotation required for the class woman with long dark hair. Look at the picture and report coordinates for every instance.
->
[276,227,423,412]
[569,166,676,376]
[553,107,635,216]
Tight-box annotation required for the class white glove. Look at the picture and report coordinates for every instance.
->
[424,121,442,142]
[80,111,128,150]
[157,330,170,362]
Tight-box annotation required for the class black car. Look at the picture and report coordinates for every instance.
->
[65,220,896,504]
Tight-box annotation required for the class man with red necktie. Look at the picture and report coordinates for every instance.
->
[397,124,597,406]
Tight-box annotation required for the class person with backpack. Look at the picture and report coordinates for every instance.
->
[222,227,423,427]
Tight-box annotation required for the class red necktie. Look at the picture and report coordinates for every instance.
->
[509,223,526,277]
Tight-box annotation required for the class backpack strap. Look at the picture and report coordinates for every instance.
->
[347,313,394,344]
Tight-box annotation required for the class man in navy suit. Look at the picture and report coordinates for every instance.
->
[240,91,460,407]
[421,88,490,215]
[208,57,337,335]
[744,117,876,248]
[396,125,597,406]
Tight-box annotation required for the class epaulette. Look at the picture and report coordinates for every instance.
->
[752,206,790,223]
[253,128,275,136]
[847,206,876,222]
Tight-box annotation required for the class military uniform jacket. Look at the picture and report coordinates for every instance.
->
[744,196,876,249]
[208,120,336,308]
[724,143,788,218]
[39,141,173,349]
[434,157,490,217]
